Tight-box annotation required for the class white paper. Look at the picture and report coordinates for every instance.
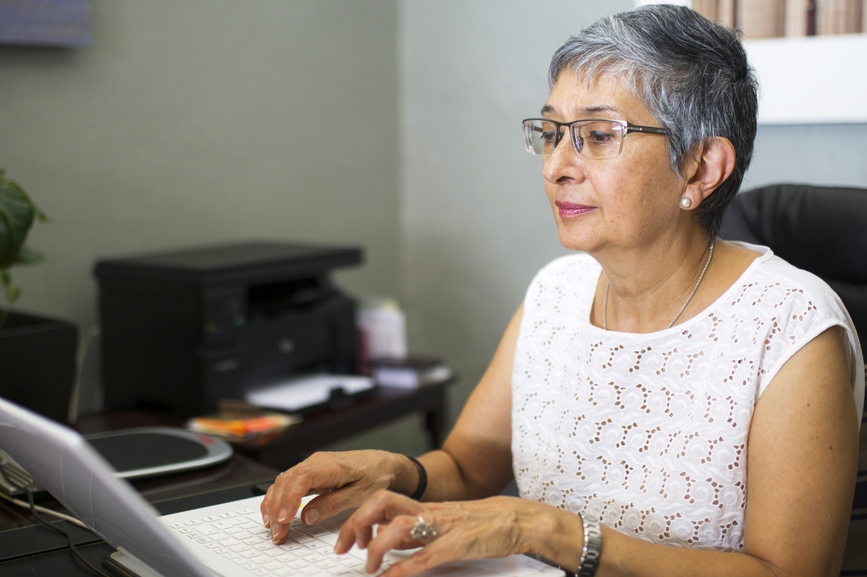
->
[245,374,375,412]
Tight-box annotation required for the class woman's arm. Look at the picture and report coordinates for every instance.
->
[336,326,861,577]
[416,303,524,501]
[584,326,860,577]
[260,304,524,540]
[738,325,859,575]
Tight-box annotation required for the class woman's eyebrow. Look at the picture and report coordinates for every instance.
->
[540,103,620,117]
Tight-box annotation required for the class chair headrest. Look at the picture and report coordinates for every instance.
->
[722,183,867,282]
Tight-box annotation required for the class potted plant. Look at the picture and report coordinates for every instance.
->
[0,169,78,423]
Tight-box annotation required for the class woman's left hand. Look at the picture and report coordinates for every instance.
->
[334,490,547,577]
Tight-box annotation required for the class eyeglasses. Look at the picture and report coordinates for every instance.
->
[522,118,669,159]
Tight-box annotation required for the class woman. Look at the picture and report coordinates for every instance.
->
[262,5,864,577]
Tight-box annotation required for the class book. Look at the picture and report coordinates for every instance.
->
[244,373,376,413]
[738,0,786,39]
[817,0,862,35]
[370,356,453,389]
[186,399,300,440]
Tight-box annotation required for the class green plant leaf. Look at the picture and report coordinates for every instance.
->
[5,282,21,304]
[15,246,45,266]
[0,169,44,270]
[0,170,48,322]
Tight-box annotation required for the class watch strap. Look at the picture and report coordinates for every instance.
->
[576,515,602,577]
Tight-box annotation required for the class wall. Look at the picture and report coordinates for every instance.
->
[400,0,632,420]
[0,1,401,415]
[2,0,866,455]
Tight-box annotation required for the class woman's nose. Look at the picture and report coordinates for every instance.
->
[542,130,584,183]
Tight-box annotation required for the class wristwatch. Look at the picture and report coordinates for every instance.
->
[577,515,602,577]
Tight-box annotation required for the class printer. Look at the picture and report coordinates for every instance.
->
[93,241,363,417]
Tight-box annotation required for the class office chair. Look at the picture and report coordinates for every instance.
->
[721,183,867,576]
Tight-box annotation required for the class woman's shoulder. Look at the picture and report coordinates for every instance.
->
[728,242,864,416]
[729,241,857,353]
[737,242,843,305]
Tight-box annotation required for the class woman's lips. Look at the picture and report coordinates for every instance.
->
[555,200,595,218]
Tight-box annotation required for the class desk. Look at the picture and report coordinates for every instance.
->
[238,381,451,470]
[0,381,450,575]
[77,380,451,475]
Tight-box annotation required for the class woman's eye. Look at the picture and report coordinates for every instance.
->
[586,130,615,144]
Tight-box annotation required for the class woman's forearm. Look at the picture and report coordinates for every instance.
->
[410,446,512,502]
[518,503,781,577]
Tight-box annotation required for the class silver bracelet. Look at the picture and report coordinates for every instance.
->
[576,515,602,577]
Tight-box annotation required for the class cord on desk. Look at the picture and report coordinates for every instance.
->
[0,463,113,577]
[0,489,85,527]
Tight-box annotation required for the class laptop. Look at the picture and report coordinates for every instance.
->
[0,396,562,577]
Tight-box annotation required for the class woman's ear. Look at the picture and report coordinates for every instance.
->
[683,136,736,205]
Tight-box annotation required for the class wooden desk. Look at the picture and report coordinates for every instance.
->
[76,380,452,473]
[234,381,451,470]
[0,381,450,575]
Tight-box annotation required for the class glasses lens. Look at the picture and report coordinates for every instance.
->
[573,121,625,159]
[523,120,559,156]
[524,120,627,158]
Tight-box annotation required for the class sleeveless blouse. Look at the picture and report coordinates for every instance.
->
[511,244,864,551]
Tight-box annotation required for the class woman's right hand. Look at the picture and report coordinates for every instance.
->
[260,450,418,545]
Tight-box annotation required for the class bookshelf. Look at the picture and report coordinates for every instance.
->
[636,0,867,124]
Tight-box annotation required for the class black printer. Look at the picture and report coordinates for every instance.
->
[93,241,363,417]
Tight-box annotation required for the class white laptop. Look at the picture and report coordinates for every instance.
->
[0,396,562,577]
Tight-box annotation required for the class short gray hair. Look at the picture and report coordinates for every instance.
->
[549,4,758,237]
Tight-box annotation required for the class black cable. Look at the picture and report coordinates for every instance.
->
[22,487,114,577]
[1,465,115,577]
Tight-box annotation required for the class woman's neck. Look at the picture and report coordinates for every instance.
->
[593,236,716,333]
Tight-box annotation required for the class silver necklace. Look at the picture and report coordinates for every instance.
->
[602,238,715,331]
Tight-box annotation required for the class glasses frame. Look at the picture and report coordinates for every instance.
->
[522,118,670,159]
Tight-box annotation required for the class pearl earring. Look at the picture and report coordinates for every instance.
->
[679,197,692,209]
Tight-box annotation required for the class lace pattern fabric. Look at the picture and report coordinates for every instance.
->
[511,244,864,551]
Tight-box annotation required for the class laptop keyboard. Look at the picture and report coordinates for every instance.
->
[166,502,386,576]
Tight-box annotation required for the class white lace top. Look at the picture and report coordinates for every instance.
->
[511,243,864,551]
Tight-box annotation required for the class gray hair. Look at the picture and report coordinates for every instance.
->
[549,4,758,237]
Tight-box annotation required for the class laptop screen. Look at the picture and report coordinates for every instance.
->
[0,396,213,577]
[0,396,563,577]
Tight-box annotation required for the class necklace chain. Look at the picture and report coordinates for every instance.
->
[602,238,715,331]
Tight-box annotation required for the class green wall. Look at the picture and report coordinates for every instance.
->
[2,0,865,457]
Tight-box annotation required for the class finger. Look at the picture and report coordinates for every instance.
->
[301,480,369,526]
[335,490,416,553]
[382,545,446,577]
[263,479,302,544]
[260,484,274,528]
[368,515,463,577]
[362,514,423,573]
[334,511,376,554]
[265,453,352,522]
[262,471,305,525]
[355,515,415,574]
[352,489,417,528]
[263,465,331,543]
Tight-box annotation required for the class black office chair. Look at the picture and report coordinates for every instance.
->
[721,183,867,576]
